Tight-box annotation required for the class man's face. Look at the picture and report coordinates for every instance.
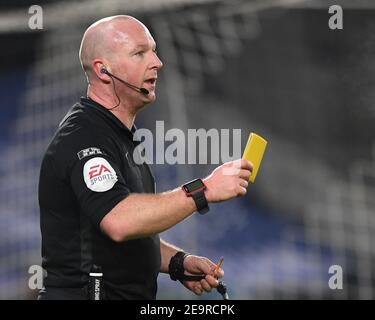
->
[110,21,163,105]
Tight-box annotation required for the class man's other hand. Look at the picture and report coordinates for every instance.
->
[181,255,224,296]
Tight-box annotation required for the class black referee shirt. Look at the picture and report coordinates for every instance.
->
[38,97,160,299]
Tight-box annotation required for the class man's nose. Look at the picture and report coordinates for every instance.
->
[151,53,163,70]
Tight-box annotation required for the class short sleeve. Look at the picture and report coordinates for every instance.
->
[63,131,130,228]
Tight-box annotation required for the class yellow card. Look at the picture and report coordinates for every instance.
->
[242,133,267,183]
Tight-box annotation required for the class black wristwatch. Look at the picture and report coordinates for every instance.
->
[182,178,209,214]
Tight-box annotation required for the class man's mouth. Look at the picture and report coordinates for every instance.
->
[144,77,157,85]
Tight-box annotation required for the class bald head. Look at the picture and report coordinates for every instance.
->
[79,15,153,82]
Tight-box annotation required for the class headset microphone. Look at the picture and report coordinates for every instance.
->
[100,68,149,95]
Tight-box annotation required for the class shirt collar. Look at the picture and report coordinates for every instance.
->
[80,96,137,138]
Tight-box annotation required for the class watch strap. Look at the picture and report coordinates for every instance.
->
[192,190,209,214]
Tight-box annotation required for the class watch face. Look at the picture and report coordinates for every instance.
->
[185,179,204,193]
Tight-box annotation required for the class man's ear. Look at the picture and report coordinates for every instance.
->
[93,59,111,82]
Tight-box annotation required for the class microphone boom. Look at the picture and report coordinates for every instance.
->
[100,68,149,95]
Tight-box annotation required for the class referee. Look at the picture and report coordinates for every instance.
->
[37,15,252,300]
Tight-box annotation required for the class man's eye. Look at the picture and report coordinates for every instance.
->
[135,51,144,56]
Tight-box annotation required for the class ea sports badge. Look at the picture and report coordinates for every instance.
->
[83,157,118,192]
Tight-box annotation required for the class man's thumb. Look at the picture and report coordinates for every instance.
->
[197,259,213,274]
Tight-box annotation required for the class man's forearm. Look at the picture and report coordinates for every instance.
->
[100,159,253,242]
[160,238,184,273]
[100,187,197,242]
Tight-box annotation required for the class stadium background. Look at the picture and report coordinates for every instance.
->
[1,0,375,299]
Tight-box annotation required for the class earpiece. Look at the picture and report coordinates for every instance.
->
[100,67,108,74]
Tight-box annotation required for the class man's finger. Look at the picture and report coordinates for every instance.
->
[238,186,247,196]
[200,279,212,293]
[239,169,251,181]
[215,268,224,278]
[239,178,249,189]
[211,266,224,278]
[194,283,203,295]
[241,159,253,171]
[205,274,219,288]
